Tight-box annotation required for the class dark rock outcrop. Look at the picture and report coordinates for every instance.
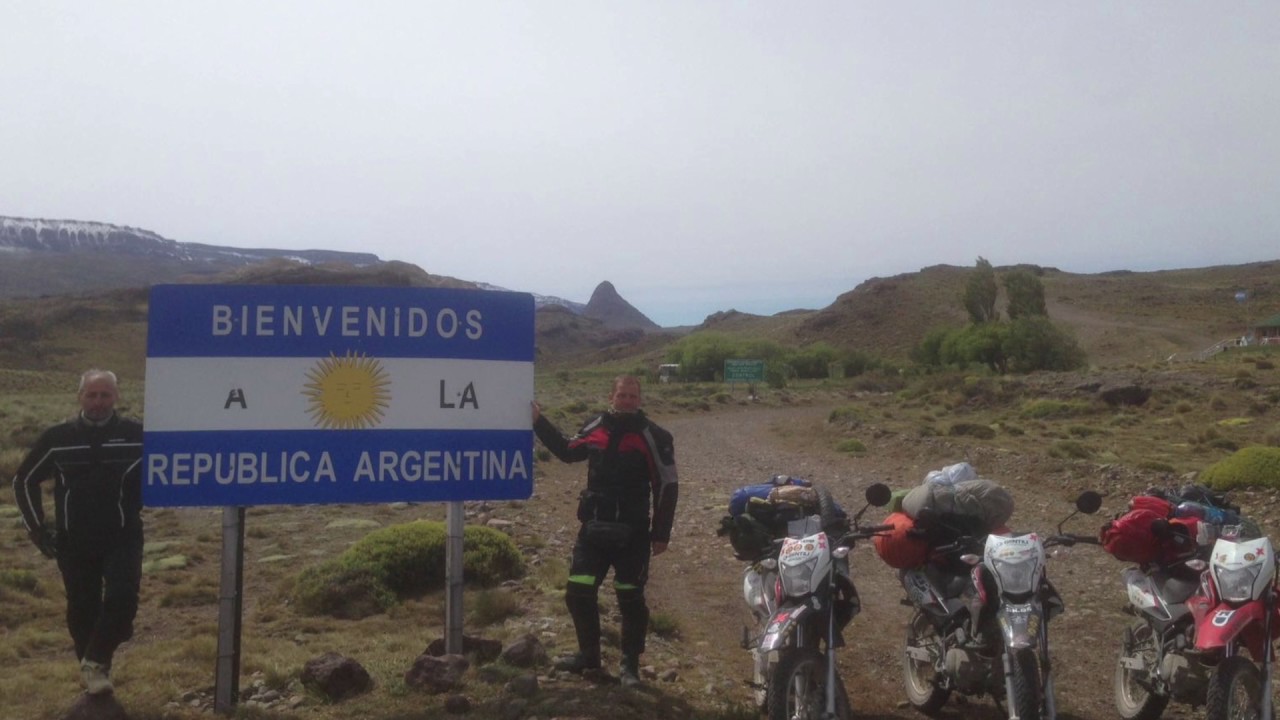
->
[582,281,659,331]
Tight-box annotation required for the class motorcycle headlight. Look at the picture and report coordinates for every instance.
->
[780,556,821,597]
[991,558,1038,595]
[1215,565,1262,603]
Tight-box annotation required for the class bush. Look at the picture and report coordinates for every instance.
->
[1200,446,1280,490]
[835,438,867,453]
[468,588,523,626]
[649,611,681,639]
[948,423,996,440]
[1021,399,1090,419]
[1048,440,1093,459]
[827,406,862,429]
[293,521,524,618]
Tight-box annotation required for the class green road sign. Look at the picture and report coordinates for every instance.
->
[724,359,765,383]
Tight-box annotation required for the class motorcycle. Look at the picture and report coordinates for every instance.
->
[1112,515,1215,719]
[900,490,1102,720]
[739,482,893,720]
[1187,526,1279,720]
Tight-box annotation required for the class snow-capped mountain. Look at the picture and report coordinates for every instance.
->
[0,216,381,266]
[0,215,612,320]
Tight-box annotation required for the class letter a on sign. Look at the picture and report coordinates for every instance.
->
[224,388,248,409]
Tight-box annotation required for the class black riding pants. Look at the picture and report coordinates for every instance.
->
[56,527,143,667]
[564,524,652,661]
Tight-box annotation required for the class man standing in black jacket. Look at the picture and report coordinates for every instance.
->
[13,369,144,695]
[533,375,678,687]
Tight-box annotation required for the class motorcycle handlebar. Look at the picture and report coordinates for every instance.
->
[836,524,896,547]
[1044,533,1101,548]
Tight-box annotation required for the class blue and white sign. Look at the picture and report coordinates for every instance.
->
[144,284,535,507]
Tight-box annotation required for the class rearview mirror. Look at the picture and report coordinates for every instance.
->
[865,483,892,508]
[1075,491,1103,515]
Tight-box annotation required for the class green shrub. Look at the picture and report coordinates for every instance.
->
[1175,401,1194,414]
[1208,437,1241,452]
[468,588,523,626]
[293,562,396,619]
[1201,446,1280,490]
[1048,440,1093,459]
[948,423,996,440]
[0,569,40,596]
[1068,425,1105,438]
[1110,413,1142,427]
[1020,399,1090,419]
[835,438,867,454]
[649,611,681,639]
[536,448,552,462]
[293,521,524,618]
[827,406,862,428]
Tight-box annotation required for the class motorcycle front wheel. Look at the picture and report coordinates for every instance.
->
[1114,620,1170,720]
[1007,647,1042,720]
[903,611,950,715]
[1204,655,1262,720]
[766,648,851,720]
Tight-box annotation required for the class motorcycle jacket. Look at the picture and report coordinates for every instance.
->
[535,409,679,543]
[12,412,144,545]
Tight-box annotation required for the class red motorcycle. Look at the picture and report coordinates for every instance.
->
[1187,527,1280,720]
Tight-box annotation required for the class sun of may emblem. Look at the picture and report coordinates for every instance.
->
[302,352,391,429]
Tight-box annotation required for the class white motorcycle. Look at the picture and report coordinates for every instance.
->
[902,491,1101,720]
[740,483,893,720]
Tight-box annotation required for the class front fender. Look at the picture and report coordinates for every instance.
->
[1194,601,1269,659]
[759,604,809,652]
[998,602,1041,650]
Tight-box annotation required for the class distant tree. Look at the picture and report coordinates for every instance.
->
[939,323,1008,373]
[1003,269,1047,320]
[1003,316,1087,372]
[963,257,999,324]
[912,327,952,367]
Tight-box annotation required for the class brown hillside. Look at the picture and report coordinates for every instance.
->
[1,259,1277,375]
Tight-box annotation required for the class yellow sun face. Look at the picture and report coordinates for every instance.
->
[303,352,391,429]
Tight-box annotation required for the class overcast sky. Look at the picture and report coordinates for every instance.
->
[3,3,1277,327]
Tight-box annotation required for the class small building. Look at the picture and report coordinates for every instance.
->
[1253,314,1280,345]
[657,363,681,383]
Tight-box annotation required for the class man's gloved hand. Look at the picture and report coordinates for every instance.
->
[29,527,57,559]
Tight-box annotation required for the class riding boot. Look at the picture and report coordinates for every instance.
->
[563,582,602,669]
[616,586,649,659]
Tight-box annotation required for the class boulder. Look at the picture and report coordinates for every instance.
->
[299,652,374,702]
[1100,384,1151,407]
[404,653,469,694]
[426,635,503,664]
[498,633,548,668]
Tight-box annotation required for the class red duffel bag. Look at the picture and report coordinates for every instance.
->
[1101,508,1166,563]
[874,512,930,569]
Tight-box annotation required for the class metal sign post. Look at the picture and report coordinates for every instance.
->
[445,502,465,654]
[214,506,245,715]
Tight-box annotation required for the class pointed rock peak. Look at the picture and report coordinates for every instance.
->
[588,281,620,302]
[583,281,659,332]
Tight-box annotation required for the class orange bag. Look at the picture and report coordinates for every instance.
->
[874,512,930,569]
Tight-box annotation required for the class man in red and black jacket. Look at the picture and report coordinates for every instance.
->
[533,374,678,687]
[12,369,143,696]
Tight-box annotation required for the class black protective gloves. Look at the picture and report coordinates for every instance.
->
[29,527,57,559]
